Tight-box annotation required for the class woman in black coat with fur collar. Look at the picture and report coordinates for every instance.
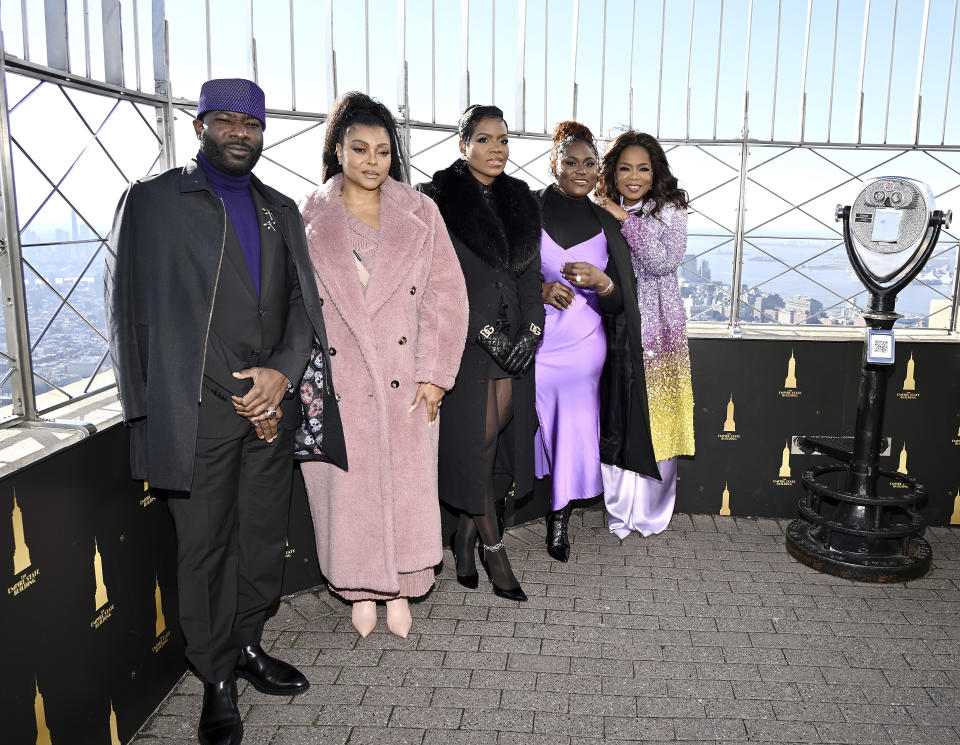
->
[417,104,543,602]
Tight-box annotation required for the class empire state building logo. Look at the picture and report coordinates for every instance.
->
[34,678,52,745]
[898,353,919,400]
[91,538,116,629]
[780,351,801,398]
[12,492,31,574]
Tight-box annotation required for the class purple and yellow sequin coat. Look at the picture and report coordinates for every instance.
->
[621,201,696,461]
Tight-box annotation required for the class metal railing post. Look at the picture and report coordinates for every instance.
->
[0,39,38,419]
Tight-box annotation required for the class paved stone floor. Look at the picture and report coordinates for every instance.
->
[135,510,960,744]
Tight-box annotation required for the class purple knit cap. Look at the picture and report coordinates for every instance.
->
[196,78,266,130]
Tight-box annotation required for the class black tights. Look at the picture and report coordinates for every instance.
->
[454,378,521,590]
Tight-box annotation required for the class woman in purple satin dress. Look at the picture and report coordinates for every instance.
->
[534,122,619,562]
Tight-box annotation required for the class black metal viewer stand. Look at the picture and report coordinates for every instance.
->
[785,192,951,582]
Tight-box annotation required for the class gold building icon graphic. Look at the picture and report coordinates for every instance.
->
[720,483,731,515]
[784,350,797,389]
[903,353,916,391]
[93,538,108,611]
[950,490,960,526]
[155,577,166,637]
[34,679,52,745]
[779,442,791,477]
[723,395,736,432]
[897,442,908,475]
[12,492,32,575]
[109,700,121,745]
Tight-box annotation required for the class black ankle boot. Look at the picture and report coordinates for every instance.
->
[198,678,242,745]
[235,643,309,695]
[546,503,572,562]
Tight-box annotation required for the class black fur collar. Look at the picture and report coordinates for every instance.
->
[425,159,541,273]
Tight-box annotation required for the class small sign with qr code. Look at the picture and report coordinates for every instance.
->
[866,329,895,364]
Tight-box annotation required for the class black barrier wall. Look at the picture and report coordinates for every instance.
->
[3,337,958,743]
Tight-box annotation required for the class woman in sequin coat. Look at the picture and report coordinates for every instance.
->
[597,131,695,537]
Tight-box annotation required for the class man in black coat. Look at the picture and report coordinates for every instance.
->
[104,78,346,745]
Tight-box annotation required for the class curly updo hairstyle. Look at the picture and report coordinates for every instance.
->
[597,131,687,217]
[322,91,406,183]
[457,104,507,144]
[549,121,598,176]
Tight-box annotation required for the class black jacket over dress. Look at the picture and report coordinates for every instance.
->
[105,158,348,491]
[418,160,544,514]
[536,189,659,481]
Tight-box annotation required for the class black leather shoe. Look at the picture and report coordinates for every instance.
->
[235,644,309,696]
[491,582,528,602]
[198,678,242,745]
[451,533,479,589]
[546,504,572,563]
[480,542,528,603]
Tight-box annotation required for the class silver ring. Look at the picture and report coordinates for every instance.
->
[575,274,582,283]
[266,409,277,420]
[554,294,564,303]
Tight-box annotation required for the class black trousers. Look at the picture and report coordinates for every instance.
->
[166,423,295,682]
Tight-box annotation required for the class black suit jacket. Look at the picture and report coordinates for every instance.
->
[104,159,348,491]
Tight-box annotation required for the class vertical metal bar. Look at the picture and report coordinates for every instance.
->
[941,0,958,146]
[102,0,124,86]
[289,0,297,110]
[431,0,436,122]
[685,0,695,140]
[83,0,92,79]
[365,0,371,95]
[601,0,608,136]
[20,0,30,61]
[154,12,176,171]
[516,0,527,132]
[491,0,496,105]
[398,0,410,182]
[133,0,142,91]
[855,0,872,145]
[729,92,750,335]
[656,0,666,137]
[325,0,337,111]
[569,0,580,120]
[460,0,470,112]
[543,1,548,133]
[827,0,840,142]
[397,0,406,113]
[248,0,258,84]
[0,31,37,420]
[770,0,782,141]
[629,0,636,130]
[712,0,724,140]
[910,0,931,145]
[43,0,69,72]
[741,0,754,139]
[799,0,813,141]
[882,0,900,143]
[204,0,212,81]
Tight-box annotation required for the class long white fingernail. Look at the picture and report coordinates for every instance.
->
[429,419,435,426]
[408,404,416,413]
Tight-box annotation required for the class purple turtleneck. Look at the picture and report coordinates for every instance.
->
[197,151,261,294]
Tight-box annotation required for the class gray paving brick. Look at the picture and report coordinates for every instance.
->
[431,687,502,709]
[883,725,960,744]
[422,729,499,744]
[270,726,351,745]
[672,717,748,741]
[362,685,433,707]
[532,712,604,737]
[568,692,637,716]
[507,652,570,673]
[461,708,535,733]
[470,669,537,690]
[498,689,569,713]
[443,651,508,670]
[390,705,463,729]
[404,667,471,688]
[346,727,425,744]
[745,720,822,742]
[815,722,893,744]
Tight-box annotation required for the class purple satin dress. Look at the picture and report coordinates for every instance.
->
[534,229,607,511]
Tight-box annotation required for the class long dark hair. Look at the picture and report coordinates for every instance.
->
[549,120,598,176]
[457,104,507,143]
[322,91,406,183]
[598,131,688,217]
